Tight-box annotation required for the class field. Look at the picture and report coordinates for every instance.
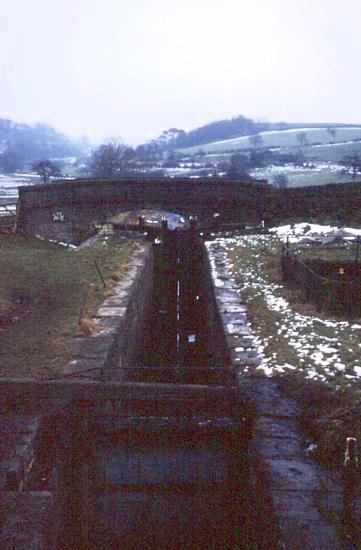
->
[0,234,137,379]
[209,224,361,469]
[250,163,354,187]
[179,126,361,156]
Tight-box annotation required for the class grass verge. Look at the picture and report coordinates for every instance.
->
[0,233,138,379]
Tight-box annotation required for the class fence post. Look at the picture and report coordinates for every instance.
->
[342,437,359,509]
[342,437,359,541]
[355,236,360,263]
[94,260,106,288]
[138,215,145,230]
[338,266,346,312]
[285,235,290,255]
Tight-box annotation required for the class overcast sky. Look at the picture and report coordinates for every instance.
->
[1,0,361,145]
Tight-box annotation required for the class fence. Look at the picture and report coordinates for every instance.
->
[281,242,361,315]
[0,201,17,231]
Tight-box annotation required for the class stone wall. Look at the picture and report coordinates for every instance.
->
[64,240,153,381]
[205,240,359,548]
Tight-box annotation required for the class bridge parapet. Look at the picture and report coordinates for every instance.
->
[17,177,271,242]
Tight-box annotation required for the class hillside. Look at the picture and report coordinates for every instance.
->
[0,118,83,173]
[177,125,361,156]
[168,123,361,188]
[149,113,361,153]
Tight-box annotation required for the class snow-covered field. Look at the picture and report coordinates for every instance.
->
[0,173,41,199]
[270,222,361,244]
[179,126,361,154]
[210,224,361,387]
[251,161,356,187]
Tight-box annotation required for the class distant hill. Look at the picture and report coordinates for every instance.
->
[0,118,83,173]
[149,115,265,151]
[177,125,361,160]
[148,115,361,152]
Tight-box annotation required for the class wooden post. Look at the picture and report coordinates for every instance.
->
[355,236,360,263]
[161,217,168,232]
[338,266,345,313]
[342,437,359,543]
[342,437,359,511]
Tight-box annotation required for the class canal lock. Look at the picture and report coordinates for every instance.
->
[27,225,258,548]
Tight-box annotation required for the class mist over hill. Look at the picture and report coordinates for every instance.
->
[0,118,86,173]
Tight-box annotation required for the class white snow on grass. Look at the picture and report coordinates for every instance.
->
[211,232,361,385]
[269,222,361,243]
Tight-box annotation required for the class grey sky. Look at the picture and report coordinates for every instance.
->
[1,0,361,145]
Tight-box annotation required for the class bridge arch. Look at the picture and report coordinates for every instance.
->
[108,209,188,230]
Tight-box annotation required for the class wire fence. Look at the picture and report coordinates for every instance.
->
[281,240,361,315]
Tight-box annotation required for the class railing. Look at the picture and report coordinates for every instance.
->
[281,239,361,315]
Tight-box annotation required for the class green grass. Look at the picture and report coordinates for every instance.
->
[221,232,361,470]
[0,234,137,379]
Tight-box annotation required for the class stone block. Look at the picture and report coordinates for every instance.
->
[63,358,103,378]
[71,336,114,359]
[93,316,123,336]
[226,335,256,349]
[114,279,133,291]
[278,516,340,549]
[225,323,252,336]
[0,491,54,549]
[101,293,129,307]
[253,416,300,440]
[231,350,260,366]
[251,436,303,460]
[261,458,321,491]
[95,306,127,317]
[214,289,242,303]
[218,303,247,314]
[243,379,300,418]
[271,489,322,519]
[73,336,114,361]
[221,313,248,325]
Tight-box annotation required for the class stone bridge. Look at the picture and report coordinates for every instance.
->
[17,177,270,242]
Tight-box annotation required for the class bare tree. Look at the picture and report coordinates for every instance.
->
[327,127,337,143]
[227,153,250,178]
[90,141,128,178]
[296,132,308,148]
[340,154,361,182]
[273,173,289,189]
[32,160,62,183]
[249,133,263,149]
